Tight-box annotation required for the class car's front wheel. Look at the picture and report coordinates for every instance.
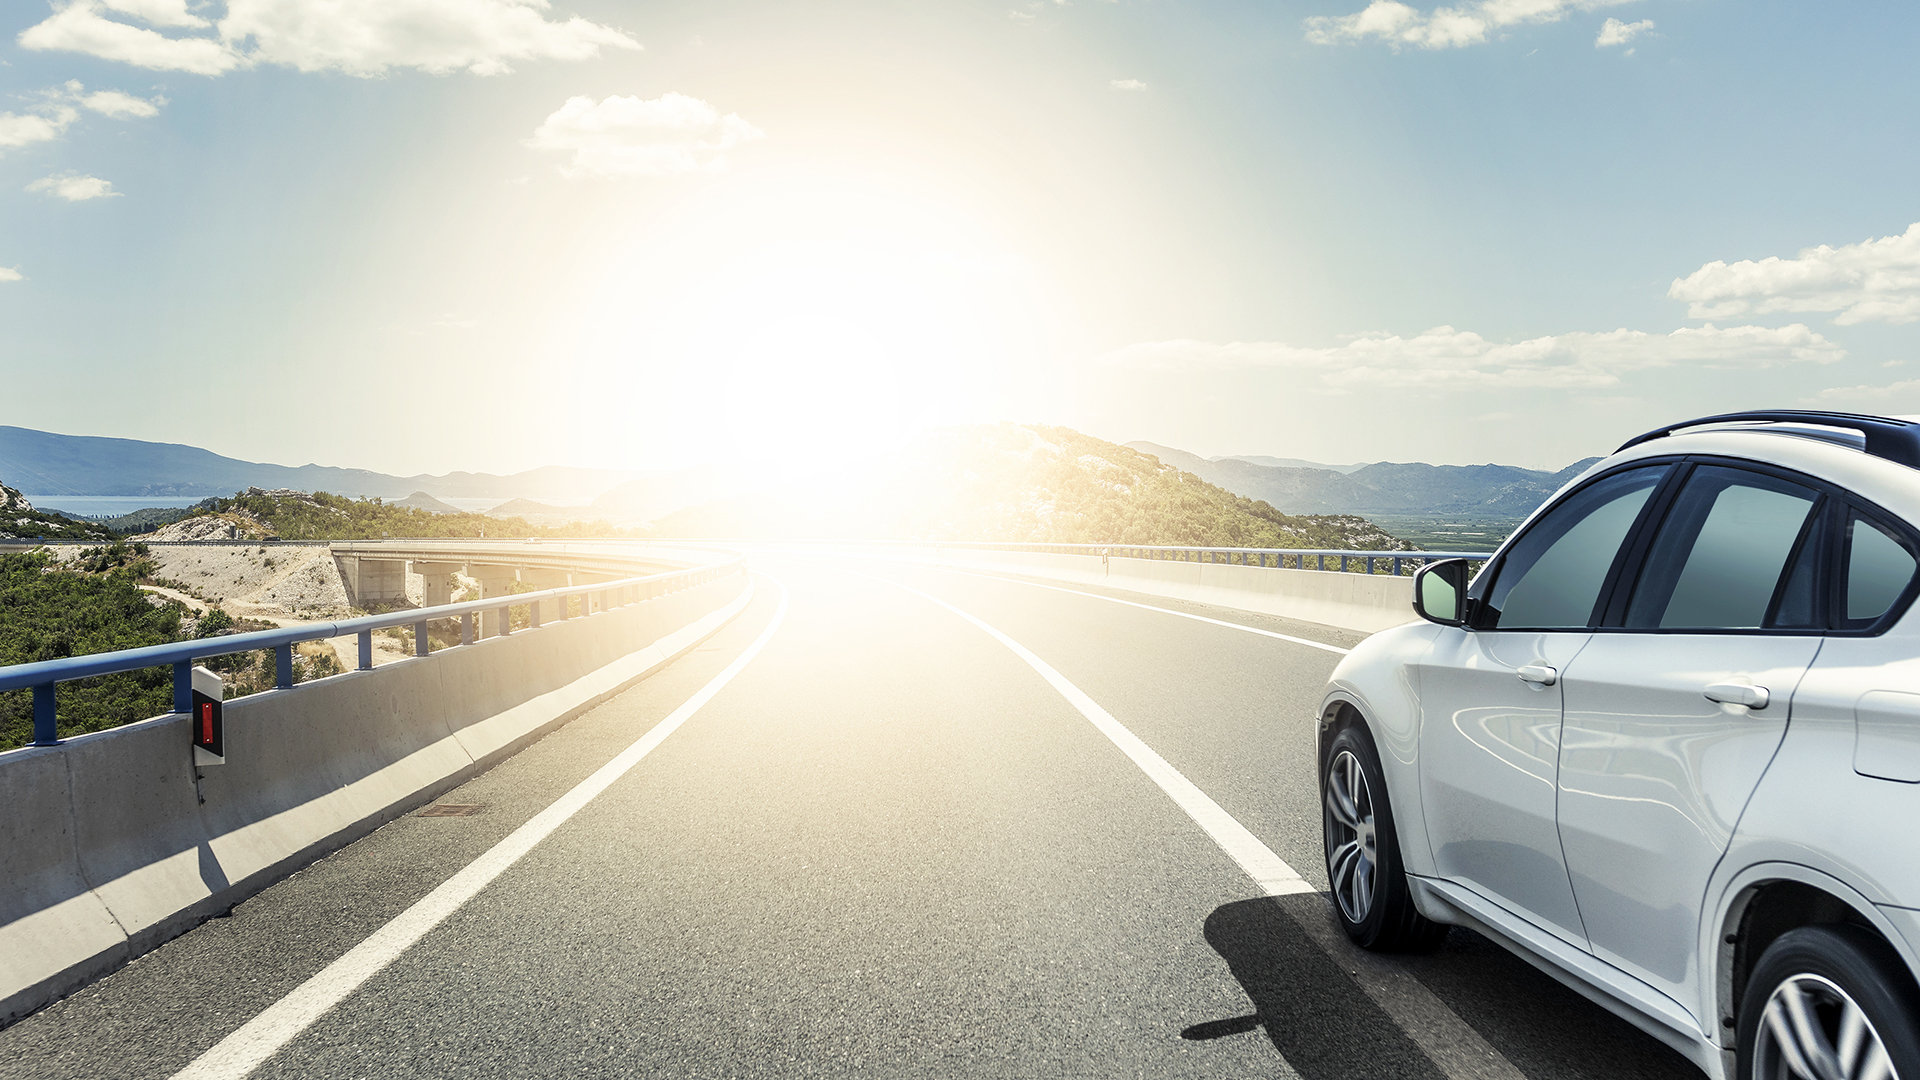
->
[1738,925,1920,1080]
[1321,722,1448,951]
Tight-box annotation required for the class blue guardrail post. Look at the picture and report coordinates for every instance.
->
[173,661,193,714]
[32,683,57,746]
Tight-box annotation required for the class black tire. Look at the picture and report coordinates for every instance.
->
[1321,722,1448,952]
[1738,924,1920,1080]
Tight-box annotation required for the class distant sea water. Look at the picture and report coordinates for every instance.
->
[24,496,207,518]
[25,495,590,518]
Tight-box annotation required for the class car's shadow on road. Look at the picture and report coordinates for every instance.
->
[1190,897,1450,1080]
[1191,896,1699,1080]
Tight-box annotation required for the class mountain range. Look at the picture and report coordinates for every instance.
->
[1126,442,1601,517]
[0,421,1601,534]
[0,426,639,502]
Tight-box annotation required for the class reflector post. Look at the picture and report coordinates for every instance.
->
[190,665,225,766]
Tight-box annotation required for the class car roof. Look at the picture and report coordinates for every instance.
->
[1602,420,1920,527]
[1617,410,1920,468]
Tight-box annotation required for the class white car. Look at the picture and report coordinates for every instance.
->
[1319,410,1920,1080]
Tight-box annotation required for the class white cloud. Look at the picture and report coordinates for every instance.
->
[0,81,164,153]
[223,0,640,75]
[1595,17,1652,46]
[1100,323,1843,389]
[19,1,244,74]
[525,93,764,178]
[100,0,209,29]
[28,173,121,200]
[18,0,639,77]
[77,86,163,117]
[0,267,22,282]
[1808,379,1920,406]
[0,106,77,150]
[1305,0,1642,50]
[1669,222,1920,326]
[1009,10,1036,21]
[1110,78,1148,90]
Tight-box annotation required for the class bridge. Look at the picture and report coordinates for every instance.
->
[0,542,1697,1080]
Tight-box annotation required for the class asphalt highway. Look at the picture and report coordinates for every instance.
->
[0,556,1701,1079]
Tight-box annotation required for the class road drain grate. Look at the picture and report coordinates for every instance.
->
[418,803,484,817]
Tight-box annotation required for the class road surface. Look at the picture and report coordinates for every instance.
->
[0,555,1699,1079]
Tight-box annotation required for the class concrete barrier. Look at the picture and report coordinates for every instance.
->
[1,567,750,1025]
[915,547,1418,635]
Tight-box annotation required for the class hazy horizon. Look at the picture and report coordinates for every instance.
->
[4,0,1916,477]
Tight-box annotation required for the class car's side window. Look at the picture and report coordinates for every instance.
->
[1477,466,1668,630]
[1623,465,1820,631]
[1844,512,1918,628]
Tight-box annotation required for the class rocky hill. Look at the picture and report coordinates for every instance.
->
[1127,440,1600,517]
[171,487,624,541]
[649,424,1411,550]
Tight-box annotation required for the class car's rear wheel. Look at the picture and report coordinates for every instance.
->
[1738,924,1920,1080]
[1322,723,1448,951]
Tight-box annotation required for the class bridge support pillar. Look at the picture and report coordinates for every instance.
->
[336,556,408,609]
[408,561,463,609]
[519,569,573,624]
[468,565,520,638]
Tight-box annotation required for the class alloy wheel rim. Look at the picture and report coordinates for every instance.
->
[1756,972,1899,1080]
[1324,748,1378,924]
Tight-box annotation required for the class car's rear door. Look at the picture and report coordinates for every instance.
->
[1556,462,1827,1020]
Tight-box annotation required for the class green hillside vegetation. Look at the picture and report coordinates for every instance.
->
[0,542,345,748]
[650,423,1411,551]
[0,547,182,748]
[197,490,628,541]
[101,505,199,534]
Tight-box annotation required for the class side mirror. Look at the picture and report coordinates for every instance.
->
[1413,559,1469,627]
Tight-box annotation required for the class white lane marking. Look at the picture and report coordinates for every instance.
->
[847,569,1313,896]
[171,580,791,1080]
[845,567,1527,1080]
[874,560,1352,655]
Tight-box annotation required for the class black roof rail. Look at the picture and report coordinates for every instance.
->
[1617,410,1920,469]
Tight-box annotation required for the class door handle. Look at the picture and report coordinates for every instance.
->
[1704,682,1770,710]
[1517,664,1558,686]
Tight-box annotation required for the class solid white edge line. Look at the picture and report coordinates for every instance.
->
[170,578,791,1080]
[841,568,1313,897]
[861,558,1353,655]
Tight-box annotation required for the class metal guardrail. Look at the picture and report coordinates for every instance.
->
[1,535,1491,748]
[0,554,745,748]
[881,540,1496,577]
[8,536,1500,574]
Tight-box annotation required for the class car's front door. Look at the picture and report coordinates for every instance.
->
[1417,464,1671,947]
[1556,463,1826,1016]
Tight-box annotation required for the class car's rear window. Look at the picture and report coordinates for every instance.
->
[1846,513,1918,626]
[1624,466,1819,630]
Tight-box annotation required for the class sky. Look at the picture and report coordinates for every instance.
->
[2,0,1918,477]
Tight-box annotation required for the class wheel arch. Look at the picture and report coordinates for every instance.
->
[1710,862,1920,1052]
[1318,684,1435,879]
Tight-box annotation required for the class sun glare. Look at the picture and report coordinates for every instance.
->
[561,165,1064,469]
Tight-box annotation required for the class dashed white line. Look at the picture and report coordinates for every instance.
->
[169,580,790,1080]
[895,562,1353,654]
